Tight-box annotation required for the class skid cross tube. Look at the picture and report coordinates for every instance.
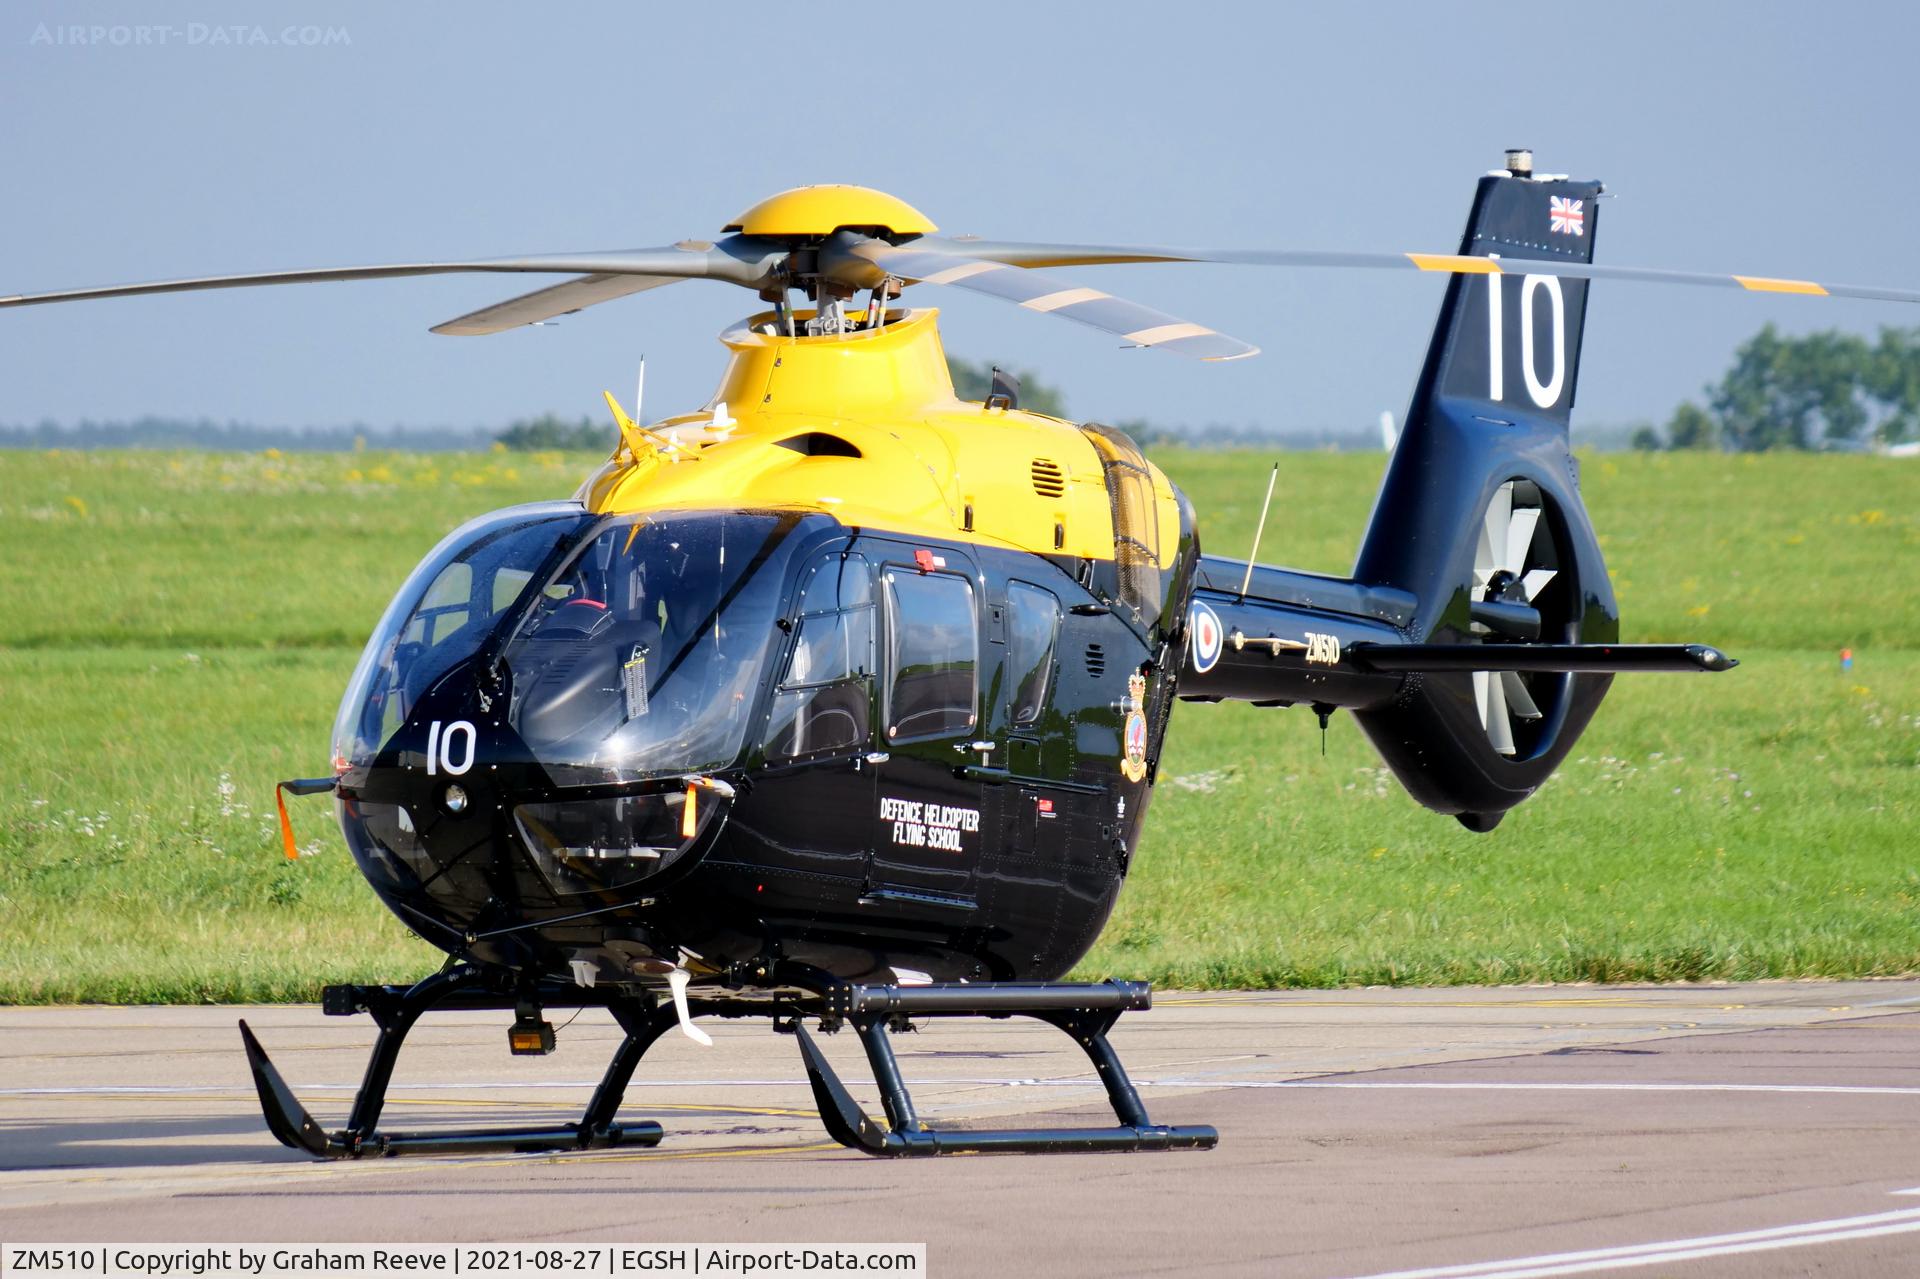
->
[239,965,679,1158]
[791,979,1218,1156]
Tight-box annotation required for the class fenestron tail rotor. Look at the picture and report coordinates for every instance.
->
[1469,481,1561,756]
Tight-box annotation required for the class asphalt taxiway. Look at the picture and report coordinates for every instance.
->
[6,981,1920,1277]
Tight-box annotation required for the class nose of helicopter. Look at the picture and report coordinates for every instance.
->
[334,661,733,968]
[322,502,802,969]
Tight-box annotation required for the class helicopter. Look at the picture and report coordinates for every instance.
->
[7,150,1908,1160]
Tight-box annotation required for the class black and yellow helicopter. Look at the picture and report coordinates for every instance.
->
[7,151,1908,1159]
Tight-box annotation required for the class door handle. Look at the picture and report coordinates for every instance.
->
[955,740,997,755]
[865,751,891,764]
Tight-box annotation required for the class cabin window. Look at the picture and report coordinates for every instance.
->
[1005,582,1059,726]
[1079,423,1163,620]
[883,570,978,740]
[492,568,533,613]
[766,553,874,760]
[411,563,473,647]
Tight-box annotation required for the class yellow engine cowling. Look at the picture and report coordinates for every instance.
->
[577,307,1183,577]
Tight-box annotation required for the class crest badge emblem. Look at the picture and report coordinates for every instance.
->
[1122,671,1150,783]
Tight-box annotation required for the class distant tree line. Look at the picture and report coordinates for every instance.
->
[944,357,1069,418]
[26,326,1914,456]
[494,413,616,452]
[1634,324,1920,452]
[0,416,496,451]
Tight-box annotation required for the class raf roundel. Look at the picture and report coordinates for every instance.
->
[1188,600,1225,674]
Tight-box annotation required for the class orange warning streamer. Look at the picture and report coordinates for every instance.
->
[275,783,302,860]
[274,778,339,860]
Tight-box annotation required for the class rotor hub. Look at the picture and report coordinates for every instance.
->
[723,185,936,241]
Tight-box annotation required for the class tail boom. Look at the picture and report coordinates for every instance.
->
[1178,571,1734,711]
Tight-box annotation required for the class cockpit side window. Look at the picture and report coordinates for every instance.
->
[882,570,978,741]
[765,553,875,761]
[1005,581,1060,726]
[411,564,472,646]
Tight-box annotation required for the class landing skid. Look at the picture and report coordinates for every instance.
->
[790,981,1218,1155]
[239,964,1217,1158]
[239,965,674,1157]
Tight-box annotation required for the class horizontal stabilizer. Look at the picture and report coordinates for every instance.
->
[1349,643,1737,674]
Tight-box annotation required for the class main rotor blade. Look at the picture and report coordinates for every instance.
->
[0,242,782,315]
[858,244,1257,362]
[909,237,1920,305]
[431,273,688,336]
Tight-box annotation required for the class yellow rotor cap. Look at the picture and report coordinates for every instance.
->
[724,185,936,238]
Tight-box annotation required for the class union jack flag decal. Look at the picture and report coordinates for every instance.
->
[1549,195,1585,237]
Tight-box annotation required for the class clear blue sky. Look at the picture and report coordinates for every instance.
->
[4,1,1916,437]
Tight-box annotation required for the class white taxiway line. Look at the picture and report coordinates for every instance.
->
[1177,1080,1920,1096]
[1855,993,1920,1008]
[8,1079,1920,1097]
[1333,1206,1920,1279]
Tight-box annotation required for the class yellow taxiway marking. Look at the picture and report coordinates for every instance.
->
[0,1091,810,1119]
[465,1141,842,1169]
[2,1138,848,1192]
[1155,995,1754,1009]
[373,1096,812,1118]
[1,1042,350,1062]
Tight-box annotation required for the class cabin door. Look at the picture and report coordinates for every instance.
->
[866,544,993,909]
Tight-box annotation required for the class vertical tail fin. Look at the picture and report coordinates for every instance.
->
[1405,166,1602,430]
[1350,160,1618,828]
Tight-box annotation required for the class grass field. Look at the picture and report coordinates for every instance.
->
[1,447,1915,1001]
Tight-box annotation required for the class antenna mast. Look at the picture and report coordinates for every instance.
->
[1238,463,1280,599]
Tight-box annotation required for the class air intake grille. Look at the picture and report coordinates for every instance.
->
[1084,643,1106,679]
[1030,459,1067,499]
